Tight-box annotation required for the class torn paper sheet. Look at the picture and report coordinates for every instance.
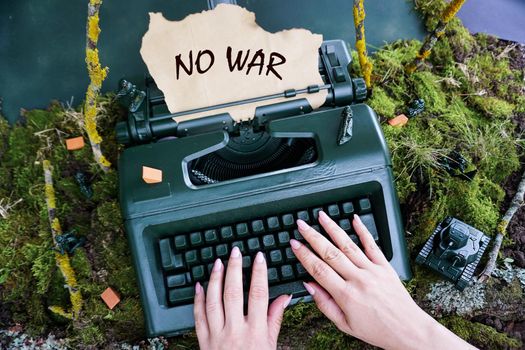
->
[140,4,327,123]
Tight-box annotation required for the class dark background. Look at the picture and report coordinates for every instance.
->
[0,0,426,123]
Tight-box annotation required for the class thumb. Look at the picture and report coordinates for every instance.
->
[267,294,292,343]
[306,282,352,334]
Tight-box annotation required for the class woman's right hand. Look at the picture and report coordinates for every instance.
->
[290,211,476,350]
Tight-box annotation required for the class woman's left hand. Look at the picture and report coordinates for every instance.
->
[194,247,292,350]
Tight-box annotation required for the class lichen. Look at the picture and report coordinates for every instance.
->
[353,0,372,87]
[426,280,486,316]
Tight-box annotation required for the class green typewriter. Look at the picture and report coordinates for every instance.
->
[116,40,411,337]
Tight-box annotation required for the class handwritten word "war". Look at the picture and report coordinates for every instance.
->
[175,47,287,80]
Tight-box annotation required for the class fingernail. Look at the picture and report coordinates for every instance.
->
[195,282,202,295]
[283,294,293,309]
[303,282,315,296]
[255,251,265,264]
[231,246,241,258]
[297,219,309,230]
[290,239,301,250]
[319,211,328,221]
[354,214,362,224]
[213,258,223,272]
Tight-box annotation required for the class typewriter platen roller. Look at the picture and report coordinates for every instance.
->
[116,39,411,337]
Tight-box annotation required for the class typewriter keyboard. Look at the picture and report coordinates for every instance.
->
[158,197,379,306]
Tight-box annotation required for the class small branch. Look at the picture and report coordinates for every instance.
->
[43,160,83,319]
[83,0,111,172]
[353,0,373,88]
[479,169,525,281]
[406,0,467,73]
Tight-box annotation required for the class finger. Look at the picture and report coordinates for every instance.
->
[206,258,225,331]
[318,211,371,269]
[194,282,210,345]
[303,282,351,334]
[248,252,269,327]
[267,294,292,344]
[290,238,346,298]
[297,219,359,279]
[223,246,244,327]
[354,215,389,265]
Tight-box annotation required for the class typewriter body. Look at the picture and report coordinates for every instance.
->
[117,40,411,337]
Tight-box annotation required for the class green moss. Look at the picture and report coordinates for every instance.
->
[409,71,448,115]
[446,18,476,61]
[467,53,514,96]
[368,87,399,117]
[441,316,522,349]
[309,324,352,349]
[383,119,449,202]
[92,170,118,202]
[416,177,503,239]
[282,302,320,328]
[75,324,106,347]
[96,201,122,229]
[413,0,446,30]
[0,116,9,158]
[370,40,419,92]
[486,277,524,308]
[70,249,93,284]
[308,324,376,350]
[513,94,525,113]
[469,96,515,118]
[430,39,455,68]
[27,243,55,294]
[463,121,520,183]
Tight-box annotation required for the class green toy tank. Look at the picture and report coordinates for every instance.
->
[416,216,490,291]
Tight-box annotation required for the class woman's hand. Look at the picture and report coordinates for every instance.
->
[194,247,292,350]
[291,211,476,350]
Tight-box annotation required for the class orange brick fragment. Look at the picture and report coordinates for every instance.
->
[101,287,120,309]
[388,114,409,127]
[66,136,85,150]
[142,166,163,184]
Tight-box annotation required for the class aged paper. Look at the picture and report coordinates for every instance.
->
[140,4,327,123]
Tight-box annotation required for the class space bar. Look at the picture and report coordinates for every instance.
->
[269,281,308,300]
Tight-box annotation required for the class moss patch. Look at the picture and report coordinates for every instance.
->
[441,316,522,349]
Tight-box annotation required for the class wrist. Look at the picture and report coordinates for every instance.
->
[393,308,476,350]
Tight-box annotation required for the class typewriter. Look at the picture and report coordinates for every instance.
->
[116,40,411,337]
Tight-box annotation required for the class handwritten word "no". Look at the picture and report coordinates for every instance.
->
[175,47,286,80]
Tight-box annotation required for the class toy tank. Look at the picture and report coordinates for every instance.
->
[416,216,491,291]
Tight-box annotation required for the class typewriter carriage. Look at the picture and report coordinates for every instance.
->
[116,41,366,186]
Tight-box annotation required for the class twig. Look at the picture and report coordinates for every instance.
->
[83,0,111,172]
[406,0,467,73]
[479,169,525,281]
[353,0,373,88]
[43,160,83,319]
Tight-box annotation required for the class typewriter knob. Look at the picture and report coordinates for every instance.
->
[352,77,368,103]
[116,120,131,145]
